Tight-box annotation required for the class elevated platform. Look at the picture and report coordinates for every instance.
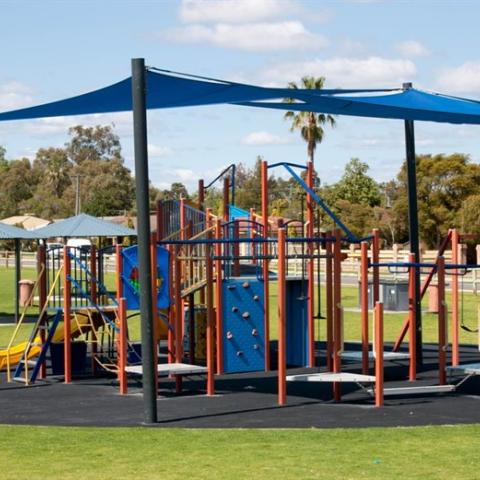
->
[286,372,376,383]
[341,351,410,362]
[125,362,208,377]
[447,363,480,376]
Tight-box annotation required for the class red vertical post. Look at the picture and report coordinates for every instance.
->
[115,243,123,303]
[38,244,47,379]
[90,244,98,376]
[261,160,270,371]
[167,247,175,365]
[151,234,159,394]
[451,228,459,366]
[206,230,215,395]
[325,233,333,371]
[277,227,287,406]
[174,245,183,393]
[306,161,315,367]
[233,220,240,276]
[249,208,256,265]
[332,229,342,401]
[63,246,72,384]
[437,256,447,385]
[374,301,384,408]
[408,252,417,381]
[360,241,369,375]
[372,229,380,305]
[215,219,223,374]
[118,297,128,395]
[223,177,230,222]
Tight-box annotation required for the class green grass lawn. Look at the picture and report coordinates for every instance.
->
[0,424,478,480]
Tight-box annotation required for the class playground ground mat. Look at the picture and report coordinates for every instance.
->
[0,342,479,428]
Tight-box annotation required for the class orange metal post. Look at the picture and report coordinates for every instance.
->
[249,208,256,265]
[325,233,333,371]
[167,247,175,365]
[277,227,287,406]
[437,256,447,385]
[374,302,384,408]
[174,245,183,393]
[38,245,47,379]
[233,220,240,276]
[151,234,159,394]
[451,228,459,366]
[332,229,342,401]
[306,161,315,367]
[205,231,215,395]
[90,244,98,375]
[118,297,128,394]
[261,160,270,371]
[408,252,417,381]
[215,219,223,374]
[360,241,369,375]
[115,244,123,302]
[156,199,164,242]
[63,246,72,384]
[372,229,380,305]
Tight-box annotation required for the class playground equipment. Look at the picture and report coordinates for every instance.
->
[2,160,480,410]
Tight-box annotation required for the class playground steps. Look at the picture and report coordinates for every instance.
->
[181,279,207,298]
[367,385,456,396]
[125,362,208,376]
[286,372,376,383]
[341,351,410,362]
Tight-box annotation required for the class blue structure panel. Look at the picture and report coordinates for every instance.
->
[286,279,308,367]
[222,278,265,373]
[122,245,170,310]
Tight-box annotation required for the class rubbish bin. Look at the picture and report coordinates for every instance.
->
[19,279,35,307]
[428,283,439,313]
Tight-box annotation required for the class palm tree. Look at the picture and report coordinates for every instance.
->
[284,76,336,164]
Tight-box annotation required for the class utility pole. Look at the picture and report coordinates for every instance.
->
[71,174,85,215]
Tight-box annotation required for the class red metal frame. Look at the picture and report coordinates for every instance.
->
[38,245,47,379]
[374,301,384,407]
[118,297,128,395]
[205,230,215,395]
[408,252,417,381]
[325,232,333,371]
[63,246,72,384]
[174,245,183,393]
[372,229,380,305]
[90,244,98,376]
[360,241,369,375]
[151,234,159,395]
[437,256,447,385]
[451,228,459,366]
[306,161,315,367]
[261,160,270,371]
[277,227,287,406]
[215,219,223,374]
[332,229,342,401]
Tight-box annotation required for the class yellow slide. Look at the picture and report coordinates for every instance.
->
[0,316,90,371]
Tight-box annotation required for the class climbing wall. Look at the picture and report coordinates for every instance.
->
[286,278,308,367]
[222,277,265,373]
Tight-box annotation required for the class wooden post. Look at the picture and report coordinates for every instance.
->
[277,227,287,406]
[63,246,72,384]
[360,241,369,375]
[374,302,384,408]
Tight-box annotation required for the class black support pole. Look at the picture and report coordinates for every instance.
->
[403,82,423,365]
[132,57,157,424]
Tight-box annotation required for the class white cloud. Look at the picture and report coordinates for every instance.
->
[437,62,480,95]
[179,0,306,23]
[248,56,416,88]
[0,81,34,110]
[163,21,328,51]
[148,144,173,157]
[242,130,289,145]
[395,40,430,58]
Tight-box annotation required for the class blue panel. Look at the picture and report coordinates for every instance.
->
[122,245,170,310]
[286,279,308,367]
[222,278,265,374]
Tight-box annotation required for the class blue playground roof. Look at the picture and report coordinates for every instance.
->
[0,222,33,239]
[0,68,479,125]
[33,213,136,238]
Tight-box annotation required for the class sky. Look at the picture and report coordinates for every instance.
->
[0,0,479,192]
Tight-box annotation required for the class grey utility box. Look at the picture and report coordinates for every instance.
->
[359,280,409,311]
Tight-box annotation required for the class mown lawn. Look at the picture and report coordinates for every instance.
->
[0,424,479,480]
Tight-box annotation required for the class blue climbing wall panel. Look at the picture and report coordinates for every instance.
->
[286,278,308,367]
[222,277,265,374]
